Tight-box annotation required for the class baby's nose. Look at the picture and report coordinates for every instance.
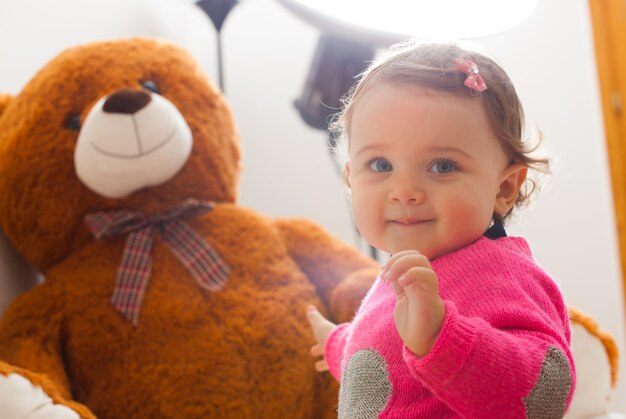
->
[389,183,426,205]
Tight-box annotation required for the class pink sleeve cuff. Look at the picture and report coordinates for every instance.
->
[325,322,350,381]
[403,300,478,385]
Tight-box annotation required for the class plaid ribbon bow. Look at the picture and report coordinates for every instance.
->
[85,199,229,325]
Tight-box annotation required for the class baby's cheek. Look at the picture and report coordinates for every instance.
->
[441,196,492,245]
[351,197,381,240]
[447,194,491,225]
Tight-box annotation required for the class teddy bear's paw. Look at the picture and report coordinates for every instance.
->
[0,373,80,419]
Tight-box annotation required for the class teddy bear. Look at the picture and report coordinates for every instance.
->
[565,307,620,418]
[0,38,379,418]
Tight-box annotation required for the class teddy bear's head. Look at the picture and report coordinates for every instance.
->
[0,38,241,272]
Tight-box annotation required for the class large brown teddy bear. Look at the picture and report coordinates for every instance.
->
[0,38,378,418]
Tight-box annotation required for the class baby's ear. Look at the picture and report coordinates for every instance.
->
[0,94,13,118]
[495,163,527,216]
[342,160,352,194]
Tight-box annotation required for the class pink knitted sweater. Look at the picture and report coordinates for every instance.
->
[325,236,575,418]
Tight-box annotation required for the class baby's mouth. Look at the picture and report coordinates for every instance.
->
[390,218,433,225]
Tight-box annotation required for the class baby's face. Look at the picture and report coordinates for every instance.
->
[345,83,511,259]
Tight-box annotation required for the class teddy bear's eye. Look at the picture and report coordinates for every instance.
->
[141,80,160,95]
[65,113,82,131]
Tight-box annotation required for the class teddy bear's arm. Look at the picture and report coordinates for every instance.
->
[275,218,379,323]
[0,282,92,417]
[0,361,94,418]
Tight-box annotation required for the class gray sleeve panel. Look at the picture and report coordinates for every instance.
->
[338,349,392,419]
[523,346,573,419]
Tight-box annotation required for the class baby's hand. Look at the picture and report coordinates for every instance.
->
[382,250,446,357]
[306,306,337,372]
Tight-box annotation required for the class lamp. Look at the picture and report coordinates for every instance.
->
[279,0,540,136]
[196,0,240,92]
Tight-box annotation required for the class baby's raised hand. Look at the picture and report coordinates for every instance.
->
[306,306,337,372]
[382,250,446,357]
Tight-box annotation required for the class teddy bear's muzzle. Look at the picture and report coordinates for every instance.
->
[74,88,193,199]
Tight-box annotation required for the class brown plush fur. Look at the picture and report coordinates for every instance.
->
[0,94,11,116]
[0,39,378,418]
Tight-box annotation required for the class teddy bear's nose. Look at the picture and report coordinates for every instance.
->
[103,89,152,114]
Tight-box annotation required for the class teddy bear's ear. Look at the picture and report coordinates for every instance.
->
[0,94,13,118]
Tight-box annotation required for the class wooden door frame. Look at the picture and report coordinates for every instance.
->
[589,0,626,310]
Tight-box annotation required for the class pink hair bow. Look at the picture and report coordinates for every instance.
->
[454,58,487,92]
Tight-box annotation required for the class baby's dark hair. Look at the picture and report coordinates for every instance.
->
[330,41,550,222]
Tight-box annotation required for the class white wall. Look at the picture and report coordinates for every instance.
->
[0,0,624,412]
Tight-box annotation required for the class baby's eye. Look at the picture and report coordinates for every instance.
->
[429,159,458,174]
[368,158,393,172]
